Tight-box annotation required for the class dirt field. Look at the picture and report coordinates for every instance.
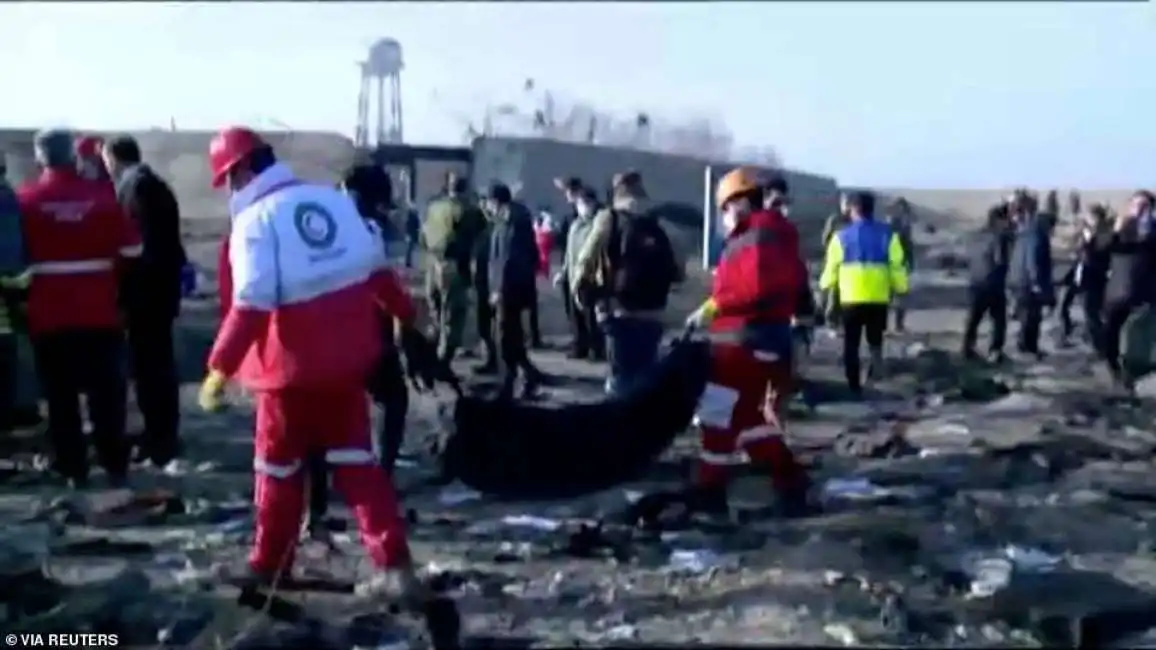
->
[5,131,1156,648]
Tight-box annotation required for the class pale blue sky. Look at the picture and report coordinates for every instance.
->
[1,1,1151,188]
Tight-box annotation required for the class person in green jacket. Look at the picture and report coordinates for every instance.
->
[421,172,486,363]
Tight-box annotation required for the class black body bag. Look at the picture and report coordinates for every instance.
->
[435,336,712,500]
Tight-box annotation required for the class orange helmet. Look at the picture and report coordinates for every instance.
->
[715,166,762,210]
[75,135,104,159]
[208,126,267,188]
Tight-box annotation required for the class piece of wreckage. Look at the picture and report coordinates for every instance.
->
[427,333,711,500]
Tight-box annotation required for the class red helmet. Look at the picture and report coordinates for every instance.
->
[75,135,103,159]
[208,126,267,188]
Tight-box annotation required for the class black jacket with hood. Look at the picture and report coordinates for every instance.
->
[115,163,187,320]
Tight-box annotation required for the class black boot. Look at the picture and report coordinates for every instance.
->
[520,364,546,400]
[777,476,819,519]
[497,375,516,402]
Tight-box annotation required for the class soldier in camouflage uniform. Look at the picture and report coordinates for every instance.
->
[421,172,486,363]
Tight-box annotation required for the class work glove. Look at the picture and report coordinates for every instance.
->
[685,303,715,330]
[0,270,31,290]
[198,370,228,413]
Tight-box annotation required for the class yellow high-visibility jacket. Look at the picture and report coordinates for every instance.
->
[819,220,908,305]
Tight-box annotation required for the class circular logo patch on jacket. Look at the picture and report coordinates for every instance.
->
[294,203,338,249]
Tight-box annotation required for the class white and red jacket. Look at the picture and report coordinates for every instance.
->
[18,169,142,334]
[209,163,414,391]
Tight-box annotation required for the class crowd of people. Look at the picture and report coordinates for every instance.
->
[411,169,686,400]
[962,188,1156,392]
[3,124,1154,621]
[0,129,187,490]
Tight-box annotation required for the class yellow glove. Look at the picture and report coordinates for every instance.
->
[685,299,719,330]
[198,370,228,412]
[0,270,31,290]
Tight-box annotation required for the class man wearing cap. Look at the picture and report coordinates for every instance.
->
[573,171,683,395]
[484,182,544,399]
[18,129,141,488]
[75,135,111,183]
[101,135,188,469]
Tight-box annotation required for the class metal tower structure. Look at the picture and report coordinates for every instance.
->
[355,38,404,148]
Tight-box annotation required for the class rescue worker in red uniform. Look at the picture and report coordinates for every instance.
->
[75,135,111,182]
[684,167,813,517]
[197,127,427,602]
[18,129,142,488]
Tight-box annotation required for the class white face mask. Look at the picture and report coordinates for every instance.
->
[721,210,738,235]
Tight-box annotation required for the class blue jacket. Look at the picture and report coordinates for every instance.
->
[0,180,24,277]
[1007,215,1054,301]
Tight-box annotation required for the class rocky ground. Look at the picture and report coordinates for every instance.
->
[6,222,1156,649]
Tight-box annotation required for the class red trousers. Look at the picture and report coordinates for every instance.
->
[250,385,410,575]
[694,343,805,491]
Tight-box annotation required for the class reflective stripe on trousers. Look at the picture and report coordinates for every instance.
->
[698,423,780,465]
[29,259,115,274]
[254,447,375,478]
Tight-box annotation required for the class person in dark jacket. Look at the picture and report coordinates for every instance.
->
[485,183,544,400]
[0,157,27,435]
[472,208,499,375]
[1057,203,1110,349]
[403,204,420,268]
[1006,192,1054,357]
[341,162,393,231]
[764,175,819,408]
[102,135,187,468]
[962,206,1013,361]
[1099,191,1156,387]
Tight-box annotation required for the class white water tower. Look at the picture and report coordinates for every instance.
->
[355,38,404,147]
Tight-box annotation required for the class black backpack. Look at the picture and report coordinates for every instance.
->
[605,210,677,311]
